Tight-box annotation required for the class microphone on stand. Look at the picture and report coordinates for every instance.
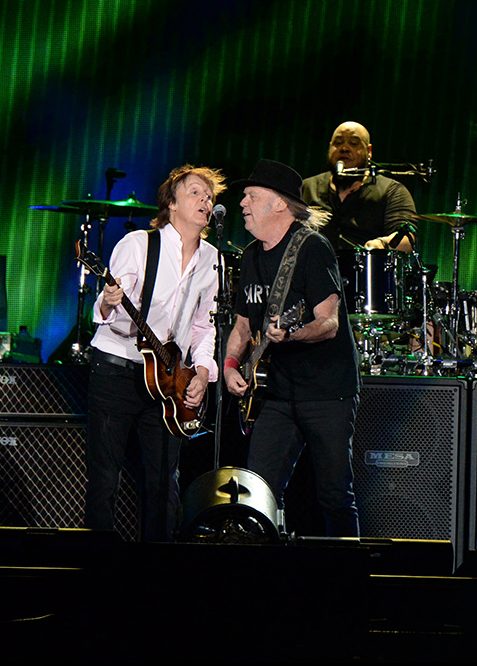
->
[212,204,226,233]
[105,167,127,179]
[335,160,345,177]
[388,222,417,249]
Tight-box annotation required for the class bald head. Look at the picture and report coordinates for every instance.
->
[328,121,372,170]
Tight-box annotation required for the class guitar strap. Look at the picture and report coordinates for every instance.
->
[262,224,314,334]
[137,229,161,347]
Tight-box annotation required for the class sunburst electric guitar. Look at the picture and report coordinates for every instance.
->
[75,240,207,439]
[238,300,305,435]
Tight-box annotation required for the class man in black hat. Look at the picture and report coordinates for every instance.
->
[223,158,361,537]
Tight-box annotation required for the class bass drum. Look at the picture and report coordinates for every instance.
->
[336,248,411,322]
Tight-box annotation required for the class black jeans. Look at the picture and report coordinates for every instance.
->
[85,350,182,542]
[247,395,360,537]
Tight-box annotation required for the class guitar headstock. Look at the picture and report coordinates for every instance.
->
[75,239,108,278]
[279,299,306,332]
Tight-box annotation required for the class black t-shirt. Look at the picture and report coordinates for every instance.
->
[235,223,361,401]
[301,172,417,251]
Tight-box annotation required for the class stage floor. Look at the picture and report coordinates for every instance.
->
[0,529,476,664]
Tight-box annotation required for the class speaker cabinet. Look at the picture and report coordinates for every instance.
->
[469,381,477,552]
[353,376,468,570]
[0,363,89,417]
[0,421,138,542]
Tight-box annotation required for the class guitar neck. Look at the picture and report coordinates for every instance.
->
[103,272,172,368]
[248,336,270,369]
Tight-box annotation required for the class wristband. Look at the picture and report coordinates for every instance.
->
[224,356,240,371]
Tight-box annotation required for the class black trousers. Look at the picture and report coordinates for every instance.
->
[247,395,360,537]
[85,349,182,542]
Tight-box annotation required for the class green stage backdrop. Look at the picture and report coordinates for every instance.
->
[1,0,477,361]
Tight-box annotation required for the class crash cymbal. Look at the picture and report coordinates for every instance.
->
[349,313,400,324]
[29,204,84,214]
[412,212,477,227]
[61,195,157,217]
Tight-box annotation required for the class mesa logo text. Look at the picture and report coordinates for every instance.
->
[364,451,420,468]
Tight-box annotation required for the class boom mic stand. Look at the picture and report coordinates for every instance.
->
[95,167,127,298]
[337,159,436,184]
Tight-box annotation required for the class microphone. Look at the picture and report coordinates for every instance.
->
[212,204,226,231]
[335,160,345,177]
[105,167,127,179]
[388,222,416,249]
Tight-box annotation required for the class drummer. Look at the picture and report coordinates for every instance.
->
[302,121,417,253]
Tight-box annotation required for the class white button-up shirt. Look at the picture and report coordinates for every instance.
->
[91,225,219,381]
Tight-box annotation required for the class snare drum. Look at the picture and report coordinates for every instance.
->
[337,248,409,320]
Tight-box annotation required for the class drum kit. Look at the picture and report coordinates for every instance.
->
[338,204,477,377]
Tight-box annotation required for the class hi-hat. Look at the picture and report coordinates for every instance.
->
[412,212,477,227]
[61,195,157,217]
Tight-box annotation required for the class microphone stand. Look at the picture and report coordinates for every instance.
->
[211,221,234,470]
[337,159,436,184]
[94,168,124,298]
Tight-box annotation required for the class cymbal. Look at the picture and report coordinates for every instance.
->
[30,204,84,214]
[412,212,477,227]
[60,195,157,217]
[349,313,400,323]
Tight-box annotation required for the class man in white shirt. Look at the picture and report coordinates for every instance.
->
[85,164,227,542]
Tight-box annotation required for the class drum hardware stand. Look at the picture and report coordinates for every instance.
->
[70,214,94,364]
[449,193,467,358]
[410,251,434,373]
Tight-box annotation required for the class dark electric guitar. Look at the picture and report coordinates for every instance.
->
[238,300,305,435]
[75,240,207,439]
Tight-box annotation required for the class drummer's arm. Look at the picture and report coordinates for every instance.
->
[364,232,415,254]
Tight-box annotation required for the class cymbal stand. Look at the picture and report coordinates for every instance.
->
[70,213,93,363]
[449,224,465,358]
[411,251,433,373]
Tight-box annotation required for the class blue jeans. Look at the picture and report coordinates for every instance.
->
[247,396,360,537]
[85,351,181,541]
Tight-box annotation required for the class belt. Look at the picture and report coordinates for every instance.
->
[93,348,143,371]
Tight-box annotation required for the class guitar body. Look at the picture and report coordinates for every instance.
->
[236,300,306,436]
[140,340,207,438]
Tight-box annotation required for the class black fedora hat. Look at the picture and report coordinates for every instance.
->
[233,159,307,205]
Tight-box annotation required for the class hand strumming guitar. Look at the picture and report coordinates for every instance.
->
[184,365,209,409]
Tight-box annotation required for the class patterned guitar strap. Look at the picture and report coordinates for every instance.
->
[262,224,314,334]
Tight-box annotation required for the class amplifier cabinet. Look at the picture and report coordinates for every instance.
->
[0,363,89,417]
[469,381,477,552]
[353,376,468,570]
[0,420,138,542]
